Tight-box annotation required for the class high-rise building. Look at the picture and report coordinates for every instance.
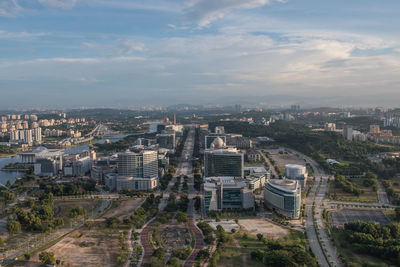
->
[33,127,42,143]
[204,148,244,178]
[264,179,301,219]
[156,133,176,150]
[343,125,353,141]
[118,151,158,178]
[24,129,33,145]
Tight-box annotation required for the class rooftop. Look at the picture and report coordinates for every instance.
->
[268,179,298,192]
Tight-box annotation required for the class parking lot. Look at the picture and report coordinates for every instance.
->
[330,209,391,228]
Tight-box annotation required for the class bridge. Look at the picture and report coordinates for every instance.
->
[87,123,120,137]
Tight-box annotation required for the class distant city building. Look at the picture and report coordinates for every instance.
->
[285,164,308,188]
[291,105,300,111]
[369,125,381,134]
[227,136,252,149]
[264,179,301,219]
[343,125,353,141]
[205,134,227,149]
[203,177,254,211]
[118,151,158,178]
[156,133,176,150]
[324,123,336,132]
[215,126,225,134]
[204,147,244,178]
[246,150,261,162]
[116,176,158,192]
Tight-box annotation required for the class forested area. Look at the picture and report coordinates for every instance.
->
[341,221,400,265]
[211,120,399,175]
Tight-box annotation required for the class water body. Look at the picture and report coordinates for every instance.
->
[0,134,134,185]
[0,155,22,186]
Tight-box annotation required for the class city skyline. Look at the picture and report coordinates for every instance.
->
[1,0,400,108]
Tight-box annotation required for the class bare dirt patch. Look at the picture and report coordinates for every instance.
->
[238,219,289,239]
[266,148,305,167]
[209,220,240,233]
[102,198,144,220]
[30,228,121,267]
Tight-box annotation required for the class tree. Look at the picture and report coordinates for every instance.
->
[395,206,400,220]
[257,233,264,241]
[39,251,56,265]
[176,212,188,223]
[167,257,180,267]
[84,220,94,229]
[7,218,21,234]
[0,237,4,247]
[24,252,31,260]
[105,217,119,228]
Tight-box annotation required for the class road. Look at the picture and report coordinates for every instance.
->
[140,126,204,267]
[258,150,278,177]
[287,149,342,267]
[376,180,390,205]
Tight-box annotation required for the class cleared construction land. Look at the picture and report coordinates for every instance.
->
[238,218,289,239]
[101,198,144,220]
[266,148,305,167]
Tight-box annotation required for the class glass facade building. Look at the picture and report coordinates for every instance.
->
[204,148,244,178]
[264,179,301,218]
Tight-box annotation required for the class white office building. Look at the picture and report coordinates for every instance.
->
[285,164,308,188]
[118,150,158,178]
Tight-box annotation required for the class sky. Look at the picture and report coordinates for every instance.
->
[0,0,400,108]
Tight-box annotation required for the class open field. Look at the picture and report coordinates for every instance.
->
[328,178,378,202]
[217,234,264,267]
[209,220,239,233]
[101,197,144,220]
[330,209,391,228]
[27,228,121,267]
[55,199,100,218]
[265,148,305,167]
[238,219,289,239]
[217,228,307,267]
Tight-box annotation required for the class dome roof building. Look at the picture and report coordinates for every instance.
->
[210,137,225,149]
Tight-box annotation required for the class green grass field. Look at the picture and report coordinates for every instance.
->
[328,178,378,203]
[217,234,265,267]
[217,229,309,267]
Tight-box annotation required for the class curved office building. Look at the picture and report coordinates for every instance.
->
[264,179,301,219]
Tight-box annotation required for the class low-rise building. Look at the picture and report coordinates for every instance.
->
[285,164,308,188]
[203,177,254,211]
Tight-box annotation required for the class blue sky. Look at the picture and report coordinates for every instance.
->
[1,0,400,108]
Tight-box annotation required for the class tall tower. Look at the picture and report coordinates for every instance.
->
[173,114,176,125]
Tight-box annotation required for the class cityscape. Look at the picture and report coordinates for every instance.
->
[1,1,400,267]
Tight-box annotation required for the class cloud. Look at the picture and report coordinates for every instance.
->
[38,0,77,9]
[82,42,96,48]
[33,56,145,63]
[183,0,273,28]
[0,0,21,17]
[0,29,48,39]
[82,0,181,13]
[118,40,146,55]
